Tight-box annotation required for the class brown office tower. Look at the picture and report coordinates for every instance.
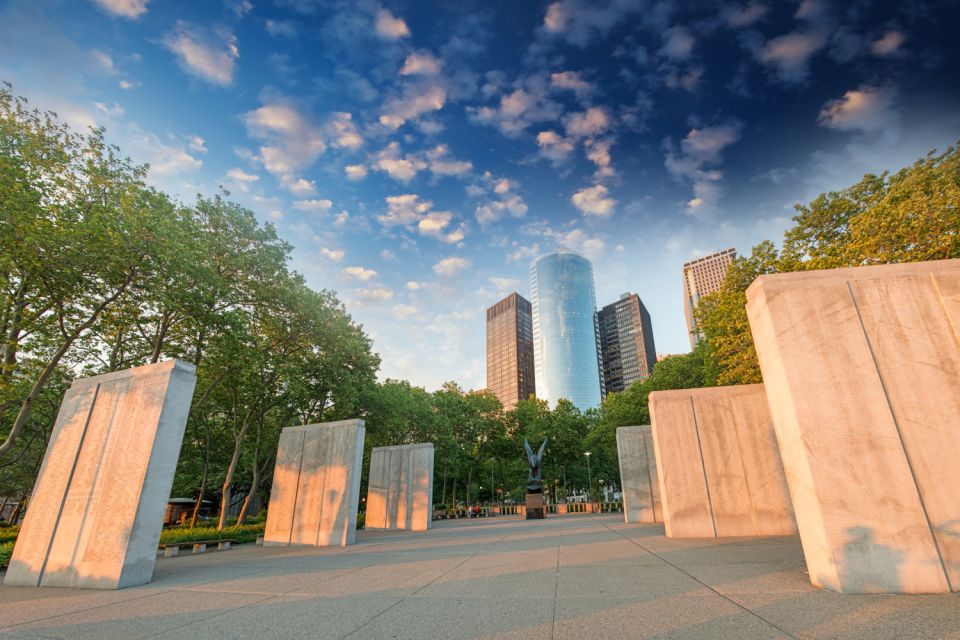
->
[682,248,736,349]
[597,293,657,396]
[486,293,536,409]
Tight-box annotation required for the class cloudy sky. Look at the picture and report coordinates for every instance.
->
[3,0,959,391]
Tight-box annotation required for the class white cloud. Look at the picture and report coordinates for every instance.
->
[425,144,472,177]
[541,0,644,48]
[817,86,899,134]
[375,8,410,40]
[400,51,442,76]
[326,112,363,149]
[664,122,742,213]
[524,223,606,259]
[571,184,616,216]
[334,210,350,226]
[660,26,694,60]
[379,84,446,130]
[343,266,378,281]
[90,50,116,74]
[536,130,576,163]
[563,106,611,137]
[758,30,827,83]
[320,247,345,261]
[265,19,298,38]
[356,287,394,303]
[722,3,767,28]
[550,71,593,100]
[871,30,906,57]
[393,304,419,318]
[473,172,528,225]
[227,0,253,17]
[128,131,203,176]
[406,281,421,290]
[585,138,615,179]
[243,100,326,188]
[94,102,125,117]
[374,142,427,182]
[432,256,470,277]
[163,22,239,87]
[118,80,138,90]
[93,0,149,19]
[380,249,395,261]
[281,176,316,195]
[345,164,368,180]
[469,84,563,137]
[293,198,333,213]
[489,276,521,292]
[224,167,259,192]
[378,193,432,227]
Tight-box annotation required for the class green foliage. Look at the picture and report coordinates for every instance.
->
[0,541,12,569]
[0,525,18,544]
[158,523,264,545]
[695,143,960,385]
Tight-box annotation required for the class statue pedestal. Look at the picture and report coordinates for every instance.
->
[525,493,545,520]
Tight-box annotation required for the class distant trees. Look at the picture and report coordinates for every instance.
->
[0,85,380,530]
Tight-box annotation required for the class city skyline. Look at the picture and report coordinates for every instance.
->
[4,0,960,392]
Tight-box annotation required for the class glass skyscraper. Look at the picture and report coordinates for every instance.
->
[530,249,602,411]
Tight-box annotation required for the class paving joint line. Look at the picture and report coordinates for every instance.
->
[596,517,800,640]
[337,534,509,640]
[549,524,562,640]
[1,589,174,632]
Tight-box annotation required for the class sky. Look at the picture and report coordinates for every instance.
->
[3,0,960,392]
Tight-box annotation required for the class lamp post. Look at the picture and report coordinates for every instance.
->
[584,451,592,501]
[490,458,495,507]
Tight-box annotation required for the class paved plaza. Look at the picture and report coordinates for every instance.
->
[1,514,958,639]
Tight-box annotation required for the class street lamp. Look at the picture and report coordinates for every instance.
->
[584,452,592,501]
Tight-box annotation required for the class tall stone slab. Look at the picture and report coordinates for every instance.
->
[263,419,365,547]
[4,360,196,589]
[365,443,434,532]
[649,384,797,539]
[746,259,960,594]
[616,426,662,524]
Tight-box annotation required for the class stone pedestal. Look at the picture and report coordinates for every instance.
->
[4,360,196,589]
[365,443,434,532]
[649,384,797,539]
[525,494,545,519]
[746,259,960,594]
[616,426,662,524]
[263,419,365,548]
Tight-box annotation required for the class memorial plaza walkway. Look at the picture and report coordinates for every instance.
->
[1,513,958,639]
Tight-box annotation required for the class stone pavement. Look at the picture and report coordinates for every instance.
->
[1,514,958,639]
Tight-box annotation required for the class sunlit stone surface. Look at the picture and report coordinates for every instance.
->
[365,443,434,532]
[615,426,662,524]
[4,360,196,590]
[648,384,797,539]
[263,419,365,547]
[747,259,960,594]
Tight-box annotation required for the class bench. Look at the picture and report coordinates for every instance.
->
[158,539,235,558]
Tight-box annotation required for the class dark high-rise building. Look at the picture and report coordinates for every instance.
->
[597,293,657,395]
[486,292,536,409]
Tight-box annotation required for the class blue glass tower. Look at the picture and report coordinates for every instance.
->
[530,249,602,411]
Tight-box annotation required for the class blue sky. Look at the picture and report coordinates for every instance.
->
[3,0,959,391]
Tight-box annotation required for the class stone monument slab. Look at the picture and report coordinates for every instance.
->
[649,384,797,539]
[616,426,662,524]
[365,443,434,532]
[746,259,960,594]
[4,360,196,589]
[263,419,364,547]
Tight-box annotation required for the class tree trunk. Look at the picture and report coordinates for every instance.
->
[450,476,457,511]
[217,411,254,530]
[190,464,209,528]
[150,309,173,363]
[466,467,473,510]
[236,420,264,526]
[441,468,447,510]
